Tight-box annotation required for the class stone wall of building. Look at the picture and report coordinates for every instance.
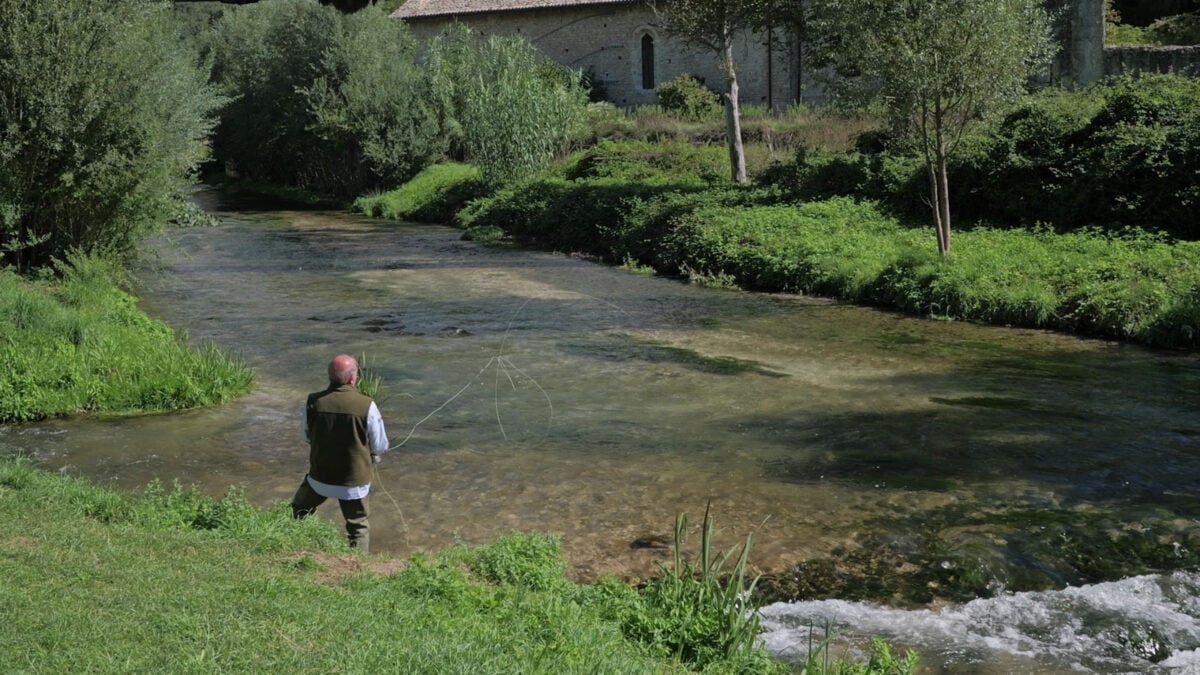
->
[402,5,799,108]
[1054,0,1200,85]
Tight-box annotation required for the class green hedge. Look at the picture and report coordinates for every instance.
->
[766,75,1200,240]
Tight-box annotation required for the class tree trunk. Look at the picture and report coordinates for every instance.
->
[936,137,952,255]
[722,37,747,184]
[927,162,946,255]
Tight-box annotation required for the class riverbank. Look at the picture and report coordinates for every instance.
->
[1,458,924,673]
[357,153,1200,350]
[0,253,252,423]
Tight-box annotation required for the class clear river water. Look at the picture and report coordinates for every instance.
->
[3,190,1199,673]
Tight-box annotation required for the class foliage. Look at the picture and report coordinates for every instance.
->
[447,532,569,592]
[353,163,487,223]
[207,0,440,197]
[661,199,917,299]
[665,201,1200,348]
[655,75,722,121]
[456,177,705,260]
[580,503,786,673]
[563,139,730,183]
[803,636,919,675]
[948,74,1200,238]
[0,252,253,422]
[0,0,224,270]
[810,0,1056,253]
[1148,11,1200,45]
[649,0,775,183]
[425,24,590,187]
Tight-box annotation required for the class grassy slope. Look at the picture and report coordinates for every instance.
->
[0,460,677,674]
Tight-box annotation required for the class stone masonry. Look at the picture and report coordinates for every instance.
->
[394,0,802,108]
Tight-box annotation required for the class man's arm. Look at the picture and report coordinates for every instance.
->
[367,402,389,456]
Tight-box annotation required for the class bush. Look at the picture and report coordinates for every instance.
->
[456,177,704,259]
[208,0,440,197]
[1149,12,1200,45]
[426,24,589,186]
[655,75,722,121]
[562,139,729,183]
[0,0,224,270]
[809,75,1200,239]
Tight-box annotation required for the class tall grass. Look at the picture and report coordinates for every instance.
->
[0,252,253,422]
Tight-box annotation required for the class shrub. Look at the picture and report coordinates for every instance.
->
[456,177,704,259]
[208,0,440,197]
[426,24,589,186]
[1149,12,1200,45]
[832,75,1200,239]
[456,532,568,592]
[0,0,224,270]
[655,74,722,121]
[562,139,729,183]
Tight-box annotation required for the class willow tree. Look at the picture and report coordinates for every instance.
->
[650,0,772,184]
[813,0,1055,254]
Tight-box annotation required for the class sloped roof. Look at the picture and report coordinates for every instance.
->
[394,0,638,19]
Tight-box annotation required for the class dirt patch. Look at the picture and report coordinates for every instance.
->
[286,551,407,581]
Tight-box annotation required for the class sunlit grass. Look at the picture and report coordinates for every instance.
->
[0,252,253,422]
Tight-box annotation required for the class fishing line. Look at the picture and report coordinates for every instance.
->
[369,289,638,529]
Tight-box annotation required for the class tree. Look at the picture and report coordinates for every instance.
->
[649,0,772,184]
[206,0,441,196]
[812,0,1056,254]
[0,0,224,270]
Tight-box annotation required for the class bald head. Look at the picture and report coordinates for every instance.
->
[328,354,358,387]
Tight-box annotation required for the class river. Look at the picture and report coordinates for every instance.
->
[3,190,1199,672]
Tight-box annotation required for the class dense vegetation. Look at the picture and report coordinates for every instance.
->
[2,458,919,674]
[0,253,253,422]
[0,0,223,271]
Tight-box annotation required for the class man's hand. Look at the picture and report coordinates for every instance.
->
[372,454,382,465]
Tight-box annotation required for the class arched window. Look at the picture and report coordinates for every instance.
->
[641,34,655,90]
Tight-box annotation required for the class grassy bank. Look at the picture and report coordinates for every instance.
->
[0,253,253,422]
[0,459,918,673]
[359,156,1200,350]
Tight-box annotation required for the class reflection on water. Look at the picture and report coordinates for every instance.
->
[3,190,1199,670]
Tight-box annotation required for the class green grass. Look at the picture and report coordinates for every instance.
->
[0,459,914,674]
[353,163,486,224]
[0,253,253,422]
[0,459,665,673]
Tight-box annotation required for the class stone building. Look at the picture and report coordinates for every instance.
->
[394,0,1197,110]
[392,0,802,108]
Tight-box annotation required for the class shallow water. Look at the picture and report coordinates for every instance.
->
[4,190,1199,671]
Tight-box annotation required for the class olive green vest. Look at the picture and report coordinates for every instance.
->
[306,384,373,487]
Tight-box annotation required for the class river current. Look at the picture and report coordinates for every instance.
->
[3,190,1199,672]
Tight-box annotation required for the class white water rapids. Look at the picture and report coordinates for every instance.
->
[760,571,1200,673]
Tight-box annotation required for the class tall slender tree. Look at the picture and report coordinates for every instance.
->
[811,0,1055,254]
[649,0,772,184]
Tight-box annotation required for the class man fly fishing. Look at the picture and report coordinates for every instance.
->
[291,354,389,553]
